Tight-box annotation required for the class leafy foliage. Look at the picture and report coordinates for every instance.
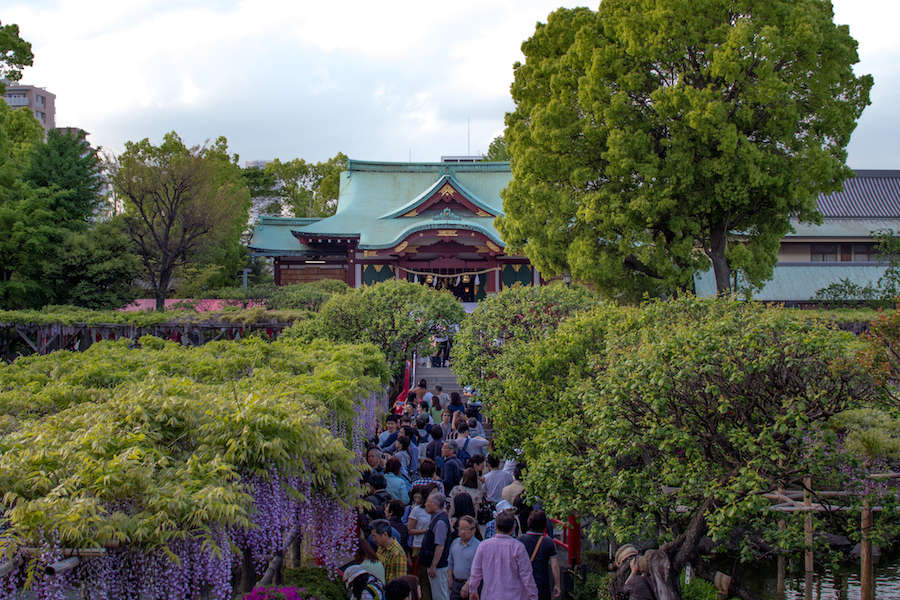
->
[112,132,251,310]
[0,305,309,327]
[22,129,104,227]
[0,21,32,85]
[282,566,346,600]
[288,279,466,383]
[504,299,882,565]
[451,283,597,418]
[264,153,347,218]
[499,2,872,297]
[0,335,389,598]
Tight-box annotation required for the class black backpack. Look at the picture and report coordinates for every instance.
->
[457,438,472,464]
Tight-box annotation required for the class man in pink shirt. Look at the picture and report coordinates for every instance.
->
[465,512,538,600]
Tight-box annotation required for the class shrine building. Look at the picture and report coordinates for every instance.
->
[248,159,540,302]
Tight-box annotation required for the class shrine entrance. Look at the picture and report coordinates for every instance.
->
[404,268,494,302]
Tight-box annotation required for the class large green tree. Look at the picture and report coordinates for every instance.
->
[508,299,882,599]
[112,133,251,310]
[499,1,872,298]
[22,129,104,228]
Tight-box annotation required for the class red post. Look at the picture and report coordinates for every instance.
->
[567,514,581,567]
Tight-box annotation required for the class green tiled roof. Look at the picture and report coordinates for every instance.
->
[249,160,513,253]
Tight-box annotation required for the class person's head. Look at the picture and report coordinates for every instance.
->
[419,458,437,479]
[425,492,445,515]
[418,379,427,389]
[457,515,477,543]
[410,484,428,507]
[355,533,379,563]
[385,457,402,476]
[369,473,387,491]
[406,390,418,404]
[399,575,421,600]
[450,492,476,519]
[442,439,458,458]
[467,455,485,472]
[486,454,501,469]
[403,426,417,439]
[416,414,430,430]
[441,409,452,424]
[396,435,410,451]
[467,417,479,430]
[614,545,639,568]
[514,463,526,481]
[494,499,514,516]
[495,511,516,534]
[402,403,415,417]
[450,392,463,406]
[430,426,443,441]
[387,499,405,519]
[461,468,479,489]
[451,412,466,430]
[385,414,399,432]
[418,401,429,414]
[527,510,547,533]
[370,519,394,548]
[456,423,469,437]
[341,564,369,590]
[385,578,413,600]
[434,384,443,394]
[367,447,383,469]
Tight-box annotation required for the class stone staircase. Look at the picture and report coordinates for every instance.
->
[413,366,463,396]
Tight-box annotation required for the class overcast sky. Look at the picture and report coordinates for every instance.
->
[5,0,900,168]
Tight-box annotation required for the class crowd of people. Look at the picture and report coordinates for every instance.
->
[338,379,561,600]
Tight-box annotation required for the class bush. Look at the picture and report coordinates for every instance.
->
[243,586,324,600]
[282,567,346,600]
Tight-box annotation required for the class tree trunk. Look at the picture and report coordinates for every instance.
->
[708,225,731,296]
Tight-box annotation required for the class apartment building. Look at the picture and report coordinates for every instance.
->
[1,81,56,132]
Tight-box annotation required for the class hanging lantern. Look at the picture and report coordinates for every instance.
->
[462,275,471,284]
[425,275,434,284]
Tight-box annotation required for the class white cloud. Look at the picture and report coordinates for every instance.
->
[3,0,899,166]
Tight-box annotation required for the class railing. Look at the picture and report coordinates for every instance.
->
[3,97,29,107]
[549,514,581,567]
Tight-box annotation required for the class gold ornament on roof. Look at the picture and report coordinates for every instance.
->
[486,241,501,252]
[402,209,420,217]
[475,209,491,217]
[395,241,409,253]
[439,184,455,198]
[437,230,458,237]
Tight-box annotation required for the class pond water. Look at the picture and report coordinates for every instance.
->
[735,547,900,600]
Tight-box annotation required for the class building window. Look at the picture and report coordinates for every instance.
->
[810,244,838,262]
[853,244,876,261]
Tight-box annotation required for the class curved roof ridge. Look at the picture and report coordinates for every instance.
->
[380,173,503,220]
[363,221,506,250]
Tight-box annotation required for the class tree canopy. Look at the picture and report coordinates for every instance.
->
[510,298,883,597]
[498,1,872,298]
[264,152,347,218]
[0,21,32,87]
[112,133,251,310]
[286,279,466,390]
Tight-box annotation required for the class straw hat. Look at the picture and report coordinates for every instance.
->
[614,544,639,568]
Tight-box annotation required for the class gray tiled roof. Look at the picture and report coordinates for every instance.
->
[818,171,900,218]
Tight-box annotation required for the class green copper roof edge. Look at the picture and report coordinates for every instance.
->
[347,159,512,173]
[380,173,504,219]
[361,221,506,250]
[258,216,323,227]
